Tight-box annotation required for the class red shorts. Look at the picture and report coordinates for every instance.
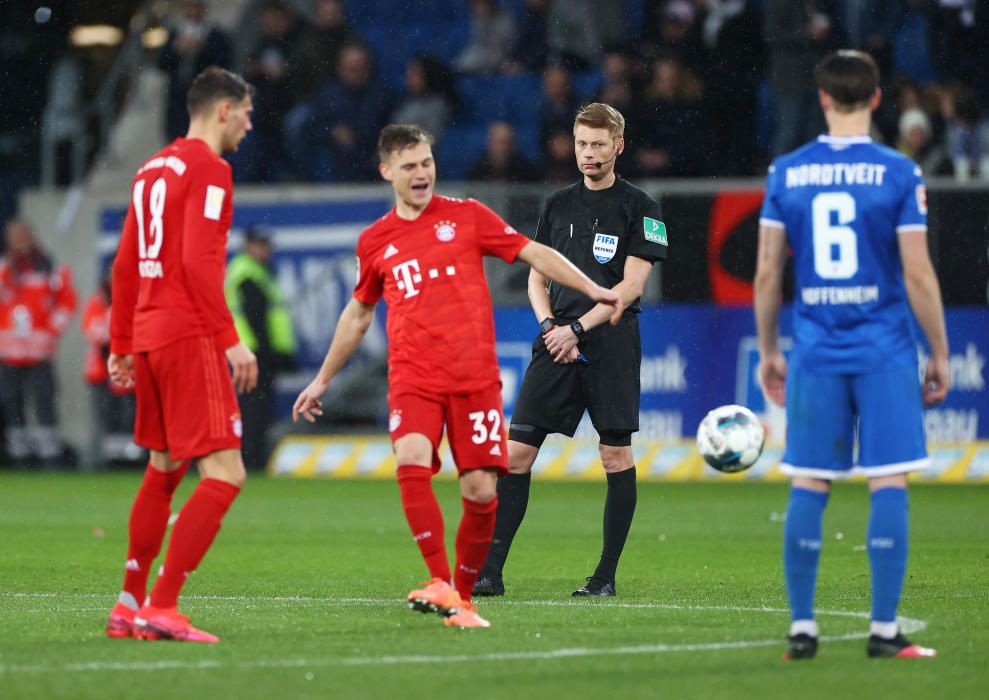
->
[133,335,241,460]
[388,382,508,475]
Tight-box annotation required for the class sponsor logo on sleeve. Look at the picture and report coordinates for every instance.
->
[204,185,225,221]
[916,184,927,215]
[643,217,668,246]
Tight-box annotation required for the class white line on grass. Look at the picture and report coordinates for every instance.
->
[0,592,927,675]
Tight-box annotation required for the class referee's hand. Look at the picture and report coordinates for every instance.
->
[591,286,624,325]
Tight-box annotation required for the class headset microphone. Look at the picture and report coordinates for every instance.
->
[593,151,619,169]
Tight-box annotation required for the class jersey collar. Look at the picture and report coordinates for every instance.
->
[817,134,872,145]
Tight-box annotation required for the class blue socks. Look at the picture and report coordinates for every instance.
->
[783,487,829,624]
[868,487,909,624]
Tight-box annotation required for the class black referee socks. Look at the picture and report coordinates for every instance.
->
[594,466,638,583]
[482,472,532,576]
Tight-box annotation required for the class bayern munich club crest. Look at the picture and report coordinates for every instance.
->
[389,409,402,433]
[435,220,457,242]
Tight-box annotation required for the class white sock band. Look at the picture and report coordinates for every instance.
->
[790,619,819,637]
[870,621,898,639]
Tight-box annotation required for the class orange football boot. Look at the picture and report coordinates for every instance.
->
[407,578,463,617]
[444,603,491,628]
[106,602,137,638]
[133,606,219,643]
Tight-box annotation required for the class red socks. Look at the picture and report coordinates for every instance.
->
[149,477,240,609]
[454,497,497,602]
[397,465,451,583]
[396,466,498,601]
[121,461,190,607]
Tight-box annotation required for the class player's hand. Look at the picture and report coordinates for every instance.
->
[107,354,135,388]
[225,342,259,394]
[922,353,950,406]
[293,378,329,423]
[591,286,624,325]
[544,324,580,363]
[758,351,788,406]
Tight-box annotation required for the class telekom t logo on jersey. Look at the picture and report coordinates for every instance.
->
[391,258,457,298]
[392,259,423,298]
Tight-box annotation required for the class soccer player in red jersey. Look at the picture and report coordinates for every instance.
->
[293,124,623,628]
[105,67,258,643]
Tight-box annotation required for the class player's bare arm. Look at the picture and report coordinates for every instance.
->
[516,241,624,324]
[898,229,950,405]
[293,297,376,423]
[544,256,653,362]
[754,223,789,406]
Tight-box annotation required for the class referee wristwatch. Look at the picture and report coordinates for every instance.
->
[540,317,554,334]
[570,320,586,339]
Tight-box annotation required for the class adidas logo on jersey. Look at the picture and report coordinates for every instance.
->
[489,444,502,456]
[384,244,399,259]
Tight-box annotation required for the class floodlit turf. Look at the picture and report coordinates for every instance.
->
[0,472,985,700]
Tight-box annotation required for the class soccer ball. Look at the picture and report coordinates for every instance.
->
[696,405,765,473]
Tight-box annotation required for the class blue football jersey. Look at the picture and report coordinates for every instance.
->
[760,135,928,373]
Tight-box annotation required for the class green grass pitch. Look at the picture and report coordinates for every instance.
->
[0,473,986,699]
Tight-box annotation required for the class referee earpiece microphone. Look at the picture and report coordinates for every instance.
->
[594,148,621,169]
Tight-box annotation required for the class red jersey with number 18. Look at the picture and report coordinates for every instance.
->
[110,138,240,355]
[353,195,530,394]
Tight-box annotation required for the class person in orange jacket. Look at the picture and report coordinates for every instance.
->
[0,218,77,466]
[82,264,141,466]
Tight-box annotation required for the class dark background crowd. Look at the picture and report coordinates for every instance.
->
[1,0,988,218]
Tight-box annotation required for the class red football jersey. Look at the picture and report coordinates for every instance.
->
[354,195,530,394]
[110,138,239,355]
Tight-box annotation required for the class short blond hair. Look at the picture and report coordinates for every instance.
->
[574,102,625,141]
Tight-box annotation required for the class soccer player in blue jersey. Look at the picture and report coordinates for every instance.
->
[755,50,950,661]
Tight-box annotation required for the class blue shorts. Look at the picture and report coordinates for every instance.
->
[781,365,929,480]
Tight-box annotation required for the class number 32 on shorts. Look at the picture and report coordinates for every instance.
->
[468,409,502,444]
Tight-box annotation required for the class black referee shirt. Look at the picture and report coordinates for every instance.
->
[533,175,667,319]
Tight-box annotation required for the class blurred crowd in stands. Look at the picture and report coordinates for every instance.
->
[154,0,989,184]
[2,0,988,198]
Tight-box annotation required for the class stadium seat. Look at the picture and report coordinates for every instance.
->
[455,75,508,124]
[498,73,543,128]
[437,124,489,180]
[571,71,605,102]
[893,12,937,84]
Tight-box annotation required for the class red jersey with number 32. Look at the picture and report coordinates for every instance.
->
[110,138,239,355]
[353,195,530,393]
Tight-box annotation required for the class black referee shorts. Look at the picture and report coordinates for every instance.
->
[509,313,641,447]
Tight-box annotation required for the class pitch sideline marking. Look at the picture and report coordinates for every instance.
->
[0,592,927,675]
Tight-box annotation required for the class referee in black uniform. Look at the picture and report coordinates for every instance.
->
[474,103,668,597]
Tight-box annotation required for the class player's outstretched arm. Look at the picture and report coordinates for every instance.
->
[517,241,624,325]
[293,297,376,423]
[899,230,950,405]
[754,224,788,406]
[527,267,553,323]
